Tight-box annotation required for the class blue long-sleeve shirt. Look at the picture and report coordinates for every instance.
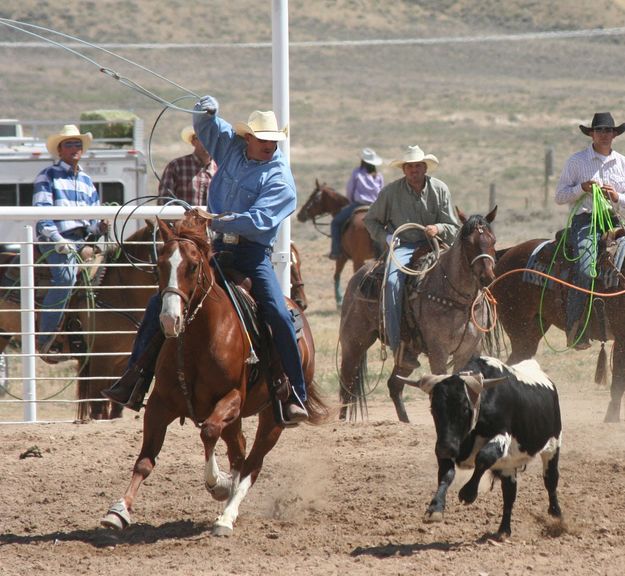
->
[33,160,100,241]
[193,107,296,248]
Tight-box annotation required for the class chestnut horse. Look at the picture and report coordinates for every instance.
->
[100,210,327,536]
[297,179,376,307]
[493,238,625,423]
[338,208,497,422]
[0,224,157,420]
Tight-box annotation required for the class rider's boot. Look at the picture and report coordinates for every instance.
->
[101,332,165,411]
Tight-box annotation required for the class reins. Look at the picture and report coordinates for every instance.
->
[160,235,215,428]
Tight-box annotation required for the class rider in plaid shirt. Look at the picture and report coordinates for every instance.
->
[158,125,216,206]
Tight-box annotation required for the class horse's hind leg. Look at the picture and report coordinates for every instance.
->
[100,399,175,529]
[213,408,282,537]
[605,338,625,423]
[334,256,348,308]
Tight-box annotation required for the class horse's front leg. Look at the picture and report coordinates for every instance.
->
[100,399,175,529]
[387,364,412,423]
[201,389,243,504]
[213,408,282,537]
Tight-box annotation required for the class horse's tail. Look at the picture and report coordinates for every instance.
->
[594,341,610,387]
[76,362,91,421]
[338,350,368,422]
[304,378,332,425]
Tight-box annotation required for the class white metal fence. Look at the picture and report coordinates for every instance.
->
[0,206,189,424]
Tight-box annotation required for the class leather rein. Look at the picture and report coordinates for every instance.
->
[160,236,215,427]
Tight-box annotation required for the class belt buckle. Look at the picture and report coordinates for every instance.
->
[222,233,239,245]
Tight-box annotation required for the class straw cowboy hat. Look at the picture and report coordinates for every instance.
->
[389,145,439,172]
[579,112,625,136]
[46,124,93,156]
[180,125,196,145]
[234,110,287,141]
[360,147,383,166]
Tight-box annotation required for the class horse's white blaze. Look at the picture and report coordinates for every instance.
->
[214,474,252,531]
[160,247,184,337]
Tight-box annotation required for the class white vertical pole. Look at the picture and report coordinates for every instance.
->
[272,0,291,296]
[20,225,37,422]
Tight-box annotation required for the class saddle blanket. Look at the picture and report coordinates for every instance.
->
[523,236,625,289]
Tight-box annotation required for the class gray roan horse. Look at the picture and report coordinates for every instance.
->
[338,207,497,422]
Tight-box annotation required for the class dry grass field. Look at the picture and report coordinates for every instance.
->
[2,3,625,575]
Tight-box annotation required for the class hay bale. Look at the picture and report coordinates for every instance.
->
[79,109,137,144]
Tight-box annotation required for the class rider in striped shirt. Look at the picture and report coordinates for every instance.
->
[33,125,108,355]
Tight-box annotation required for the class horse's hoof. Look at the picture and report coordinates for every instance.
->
[604,401,620,423]
[100,499,131,530]
[424,510,443,523]
[212,522,234,537]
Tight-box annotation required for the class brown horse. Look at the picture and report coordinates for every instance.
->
[297,179,376,307]
[338,208,497,422]
[493,237,625,423]
[0,224,158,420]
[100,210,327,536]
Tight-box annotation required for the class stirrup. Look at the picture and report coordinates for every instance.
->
[101,371,147,412]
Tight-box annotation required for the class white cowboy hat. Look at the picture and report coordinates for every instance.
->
[389,145,439,172]
[360,147,383,166]
[180,125,196,145]
[46,124,93,157]
[234,110,287,141]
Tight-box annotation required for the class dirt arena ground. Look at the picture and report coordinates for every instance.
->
[2,374,624,576]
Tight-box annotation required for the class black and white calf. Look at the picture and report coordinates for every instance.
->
[401,355,562,538]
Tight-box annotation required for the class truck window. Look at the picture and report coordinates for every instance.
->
[0,184,17,206]
[98,181,124,205]
[19,184,34,206]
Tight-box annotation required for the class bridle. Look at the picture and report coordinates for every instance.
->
[300,185,332,237]
[160,237,214,330]
[158,235,215,428]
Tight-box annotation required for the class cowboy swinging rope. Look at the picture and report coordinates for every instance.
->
[1,19,267,391]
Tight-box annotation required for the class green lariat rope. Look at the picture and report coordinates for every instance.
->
[539,183,615,351]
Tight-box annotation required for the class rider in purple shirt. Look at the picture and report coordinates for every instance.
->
[329,148,384,260]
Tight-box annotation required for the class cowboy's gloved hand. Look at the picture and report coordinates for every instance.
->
[218,212,236,222]
[197,95,219,116]
[54,239,77,255]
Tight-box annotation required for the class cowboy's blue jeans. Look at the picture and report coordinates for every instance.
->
[384,243,417,352]
[128,240,306,402]
[38,229,85,347]
[330,203,361,257]
[566,215,596,333]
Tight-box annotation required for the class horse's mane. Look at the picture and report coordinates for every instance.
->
[172,217,213,257]
[460,214,492,238]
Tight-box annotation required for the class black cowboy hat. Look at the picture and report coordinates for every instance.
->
[579,112,625,136]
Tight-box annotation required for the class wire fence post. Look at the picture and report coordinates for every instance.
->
[20,225,37,422]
